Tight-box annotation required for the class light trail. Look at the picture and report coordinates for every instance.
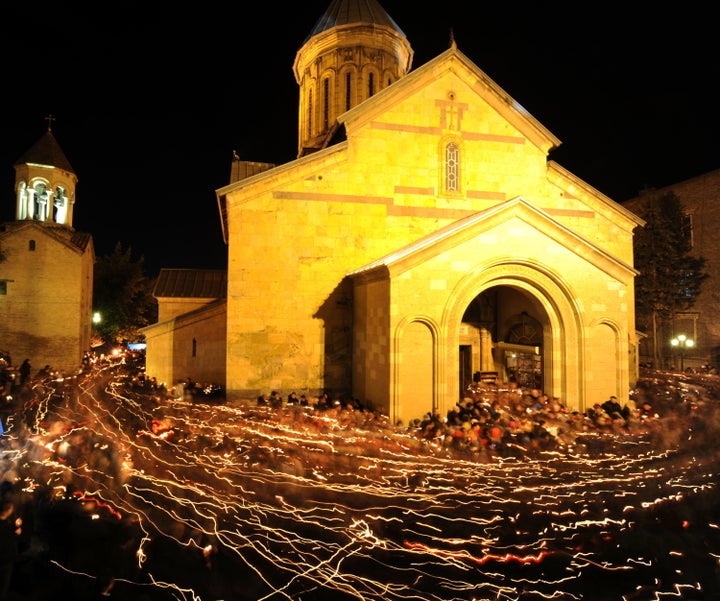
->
[1,357,719,600]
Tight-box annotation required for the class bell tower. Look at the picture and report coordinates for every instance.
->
[0,117,94,376]
[13,115,78,227]
[292,0,413,157]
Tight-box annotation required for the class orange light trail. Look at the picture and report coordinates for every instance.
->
[0,356,719,600]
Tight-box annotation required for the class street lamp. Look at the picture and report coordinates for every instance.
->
[671,334,694,372]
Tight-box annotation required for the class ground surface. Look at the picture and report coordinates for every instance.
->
[2,362,719,600]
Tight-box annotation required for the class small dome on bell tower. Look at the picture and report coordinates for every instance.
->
[12,115,78,227]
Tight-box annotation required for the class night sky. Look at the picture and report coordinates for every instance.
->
[2,2,718,276]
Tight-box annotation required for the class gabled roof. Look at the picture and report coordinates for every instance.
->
[547,161,645,229]
[0,221,93,255]
[216,41,563,216]
[14,129,75,173]
[303,0,406,43]
[338,42,561,155]
[348,196,638,282]
[153,268,227,299]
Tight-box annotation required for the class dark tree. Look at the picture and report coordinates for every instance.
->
[93,243,157,345]
[633,191,708,366]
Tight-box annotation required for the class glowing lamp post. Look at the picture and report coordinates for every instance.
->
[671,334,693,372]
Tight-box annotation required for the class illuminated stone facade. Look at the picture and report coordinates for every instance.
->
[142,269,227,394]
[211,1,641,425]
[148,0,643,425]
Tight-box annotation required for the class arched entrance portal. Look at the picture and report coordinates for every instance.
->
[389,259,627,428]
[435,262,586,423]
[460,287,547,394]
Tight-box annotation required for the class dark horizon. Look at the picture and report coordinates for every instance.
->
[2,2,718,277]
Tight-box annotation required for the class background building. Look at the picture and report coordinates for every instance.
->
[142,268,227,394]
[624,169,720,371]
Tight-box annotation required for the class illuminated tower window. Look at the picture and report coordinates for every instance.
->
[682,213,694,247]
[345,72,352,111]
[323,78,329,130]
[53,186,68,224]
[33,182,49,221]
[307,89,313,136]
[445,142,460,192]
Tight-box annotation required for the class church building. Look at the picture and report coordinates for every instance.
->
[0,120,94,375]
[143,0,643,425]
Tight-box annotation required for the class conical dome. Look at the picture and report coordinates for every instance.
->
[12,126,77,226]
[293,0,413,157]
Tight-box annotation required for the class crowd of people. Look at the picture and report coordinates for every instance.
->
[0,345,714,599]
[0,345,687,466]
[408,386,671,460]
[233,380,676,463]
[178,371,684,463]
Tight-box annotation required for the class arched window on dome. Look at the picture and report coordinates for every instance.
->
[345,72,352,111]
[307,89,313,137]
[323,77,330,131]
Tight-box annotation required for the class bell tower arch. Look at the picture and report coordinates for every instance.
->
[13,115,78,227]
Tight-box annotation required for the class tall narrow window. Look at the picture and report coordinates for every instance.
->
[307,90,313,136]
[53,186,68,224]
[445,143,460,192]
[28,240,36,251]
[33,183,49,221]
[345,72,352,111]
[681,213,694,247]
[368,72,375,97]
[323,78,329,131]
[192,338,197,358]
[0,282,6,295]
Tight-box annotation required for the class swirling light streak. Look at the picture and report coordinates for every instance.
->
[0,359,719,600]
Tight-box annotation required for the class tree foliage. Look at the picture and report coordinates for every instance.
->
[93,243,157,344]
[633,191,708,363]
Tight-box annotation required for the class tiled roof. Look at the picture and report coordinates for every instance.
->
[0,221,93,254]
[69,230,93,252]
[153,268,227,299]
[14,130,75,173]
[304,0,405,42]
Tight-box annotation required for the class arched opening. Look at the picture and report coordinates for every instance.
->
[460,286,550,395]
[384,260,590,426]
[397,320,434,426]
